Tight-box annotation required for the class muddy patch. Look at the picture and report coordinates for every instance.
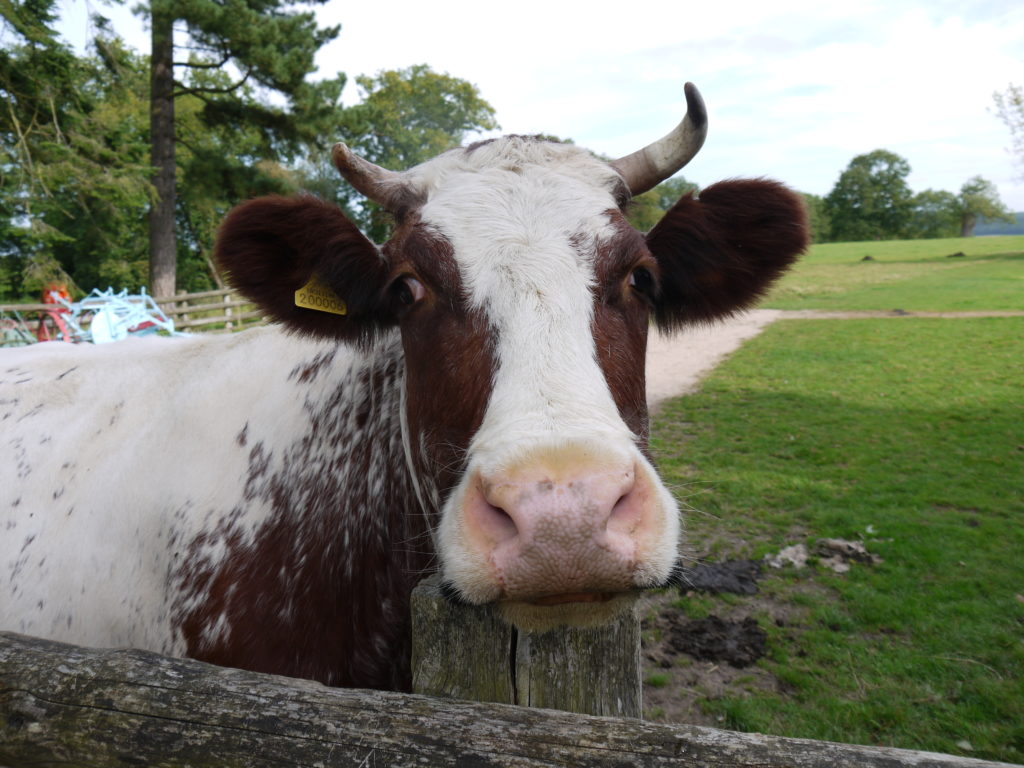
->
[640,592,785,726]
[640,557,810,726]
[665,615,767,668]
[679,560,762,596]
[658,560,768,669]
[643,604,769,672]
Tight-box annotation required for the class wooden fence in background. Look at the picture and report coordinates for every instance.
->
[153,288,267,333]
[0,288,268,337]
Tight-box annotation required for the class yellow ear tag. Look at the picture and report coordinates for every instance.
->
[295,276,347,316]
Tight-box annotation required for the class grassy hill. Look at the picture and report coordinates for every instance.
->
[762,235,1024,311]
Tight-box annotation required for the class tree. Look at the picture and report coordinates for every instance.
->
[172,67,306,291]
[302,64,498,242]
[956,175,1013,237]
[1,1,152,299]
[626,176,698,232]
[139,0,345,296]
[824,150,914,242]
[908,189,959,239]
[800,193,830,243]
[993,84,1024,171]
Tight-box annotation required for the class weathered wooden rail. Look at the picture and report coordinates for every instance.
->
[1,631,1017,767]
[152,288,267,332]
[0,288,268,336]
[0,302,53,314]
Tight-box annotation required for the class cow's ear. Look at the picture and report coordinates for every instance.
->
[214,195,393,342]
[645,179,808,330]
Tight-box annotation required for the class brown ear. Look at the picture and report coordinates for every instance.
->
[214,196,393,342]
[645,179,808,330]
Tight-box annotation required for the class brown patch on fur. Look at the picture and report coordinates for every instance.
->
[589,212,655,443]
[385,221,496,491]
[288,349,338,384]
[175,355,432,691]
[384,217,466,308]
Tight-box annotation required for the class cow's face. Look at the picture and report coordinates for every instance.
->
[391,140,678,629]
[216,103,808,630]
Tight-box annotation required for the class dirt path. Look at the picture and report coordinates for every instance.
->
[645,310,781,412]
[645,308,1023,411]
[775,309,1024,319]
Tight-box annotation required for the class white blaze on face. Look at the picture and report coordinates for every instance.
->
[410,139,681,622]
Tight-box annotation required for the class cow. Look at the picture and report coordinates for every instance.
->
[1,84,808,691]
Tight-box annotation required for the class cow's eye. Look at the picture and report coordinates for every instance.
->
[628,266,656,299]
[393,275,425,307]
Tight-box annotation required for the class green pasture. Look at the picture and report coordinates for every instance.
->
[648,238,1023,762]
[763,235,1024,311]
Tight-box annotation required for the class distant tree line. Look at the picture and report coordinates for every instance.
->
[3,0,1020,301]
[796,80,1024,245]
[797,149,1015,244]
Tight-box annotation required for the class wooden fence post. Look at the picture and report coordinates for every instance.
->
[223,290,233,330]
[176,289,188,324]
[411,574,643,718]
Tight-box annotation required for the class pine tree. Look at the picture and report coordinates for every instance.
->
[141,0,344,296]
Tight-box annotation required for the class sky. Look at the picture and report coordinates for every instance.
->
[57,0,1024,210]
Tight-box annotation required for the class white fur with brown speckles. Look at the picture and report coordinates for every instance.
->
[0,327,408,656]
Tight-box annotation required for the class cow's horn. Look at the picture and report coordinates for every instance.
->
[610,82,708,196]
[331,142,412,211]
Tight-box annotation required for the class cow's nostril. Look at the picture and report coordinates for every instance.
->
[612,493,629,516]
[607,481,642,536]
[481,501,519,541]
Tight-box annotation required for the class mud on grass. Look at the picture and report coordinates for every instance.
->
[639,561,829,728]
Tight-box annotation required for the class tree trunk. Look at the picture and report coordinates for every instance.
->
[960,213,977,238]
[149,8,177,298]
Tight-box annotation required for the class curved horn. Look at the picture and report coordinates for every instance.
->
[331,142,415,211]
[610,82,708,196]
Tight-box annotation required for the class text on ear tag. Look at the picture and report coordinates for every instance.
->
[295,276,347,316]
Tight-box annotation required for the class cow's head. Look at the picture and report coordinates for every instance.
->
[215,84,808,630]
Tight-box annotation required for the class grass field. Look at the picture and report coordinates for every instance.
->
[763,235,1024,311]
[646,236,1023,762]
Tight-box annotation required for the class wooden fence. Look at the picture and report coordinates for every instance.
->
[3,580,1019,767]
[1,631,1016,768]
[152,288,267,333]
[0,288,267,337]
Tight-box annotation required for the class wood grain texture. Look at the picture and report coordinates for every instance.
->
[411,575,642,717]
[2,632,1016,768]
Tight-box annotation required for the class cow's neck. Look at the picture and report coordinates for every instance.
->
[176,330,433,690]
